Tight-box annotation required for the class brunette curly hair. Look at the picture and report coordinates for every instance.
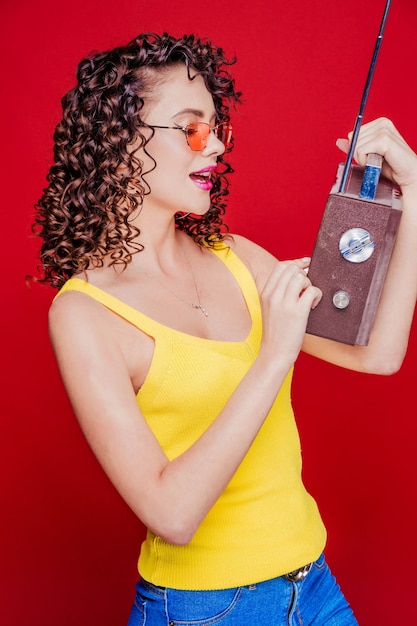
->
[33,32,241,289]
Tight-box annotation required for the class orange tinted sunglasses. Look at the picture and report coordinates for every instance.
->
[148,122,233,151]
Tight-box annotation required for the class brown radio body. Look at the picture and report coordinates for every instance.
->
[306,163,402,345]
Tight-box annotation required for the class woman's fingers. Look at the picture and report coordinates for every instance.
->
[263,260,321,306]
[336,117,417,189]
[259,260,322,363]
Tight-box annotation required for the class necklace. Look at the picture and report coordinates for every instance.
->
[131,244,209,317]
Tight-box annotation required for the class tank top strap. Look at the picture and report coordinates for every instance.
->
[56,278,165,337]
[209,244,260,319]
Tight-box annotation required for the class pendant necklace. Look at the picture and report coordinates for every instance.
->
[131,244,208,317]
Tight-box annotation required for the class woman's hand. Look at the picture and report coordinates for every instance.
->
[259,258,322,366]
[336,117,417,192]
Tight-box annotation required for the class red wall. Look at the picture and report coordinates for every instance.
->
[2,1,417,624]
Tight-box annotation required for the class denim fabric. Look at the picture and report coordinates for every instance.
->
[126,554,358,625]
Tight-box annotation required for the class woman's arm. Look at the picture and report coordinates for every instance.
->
[49,259,320,546]
[302,118,417,374]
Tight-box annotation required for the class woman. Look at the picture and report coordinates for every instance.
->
[33,33,417,625]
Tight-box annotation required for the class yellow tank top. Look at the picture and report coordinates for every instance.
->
[57,245,326,589]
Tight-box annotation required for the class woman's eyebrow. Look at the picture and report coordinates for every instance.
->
[173,108,205,118]
[173,108,216,121]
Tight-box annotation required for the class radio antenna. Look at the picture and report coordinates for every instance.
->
[338,0,392,193]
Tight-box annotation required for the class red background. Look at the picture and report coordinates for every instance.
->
[2,0,417,624]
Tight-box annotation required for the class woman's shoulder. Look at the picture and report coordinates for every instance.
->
[226,233,278,288]
[49,266,130,347]
[48,282,110,354]
[228,233,272,253]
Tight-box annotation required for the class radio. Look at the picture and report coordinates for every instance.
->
[306,0,401,345]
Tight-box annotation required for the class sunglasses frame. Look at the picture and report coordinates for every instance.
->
[147,122,233,151]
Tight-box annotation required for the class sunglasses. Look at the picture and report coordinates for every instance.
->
[147,122,233,151]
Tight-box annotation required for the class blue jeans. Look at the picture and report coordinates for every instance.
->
[127,554,358,625]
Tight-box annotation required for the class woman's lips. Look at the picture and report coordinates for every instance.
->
[189,166,217,191]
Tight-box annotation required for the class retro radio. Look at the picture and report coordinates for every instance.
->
[306,0,401,345]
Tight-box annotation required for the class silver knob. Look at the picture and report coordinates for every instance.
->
[333,291,350,309]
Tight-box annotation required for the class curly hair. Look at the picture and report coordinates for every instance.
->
[32,32,241,289]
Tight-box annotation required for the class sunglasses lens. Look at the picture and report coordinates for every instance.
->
[186,123,210,150]
[186,122,233,151]
[215,123,233,150]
